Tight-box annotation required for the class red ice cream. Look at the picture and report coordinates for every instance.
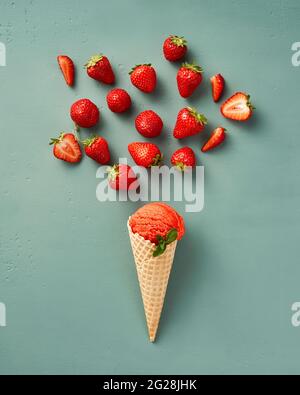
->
[129,202,185,245]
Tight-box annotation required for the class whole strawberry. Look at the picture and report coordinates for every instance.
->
[128,142,162,167]
[135,110,163,138]
[50,133,82,163]
[177,63,203,98]
[173,107,207,139]
[85,54,115,84]
[129,64,156,93]
[57,55,74,86]
[163,35,187,62]
[82,136,110,164]
[70,98,99,128]
[107,164,138,190]
[106,88,131,113]
[171,147,196,170]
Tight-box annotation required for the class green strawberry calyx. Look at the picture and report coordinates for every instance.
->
[153,228,178,257]
[129,64,152,75]
[49,132,65,145]
[187,107,208,125]
[170,35,187,47]
[182,62,203,74]
[175,162,186,172]
[151,154,163,167]
[82,136,98,147]
[85,54,104,69]
[246,95,256,111]
[106,164,119,181]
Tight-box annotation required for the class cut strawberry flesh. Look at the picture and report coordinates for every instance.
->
[202,127,226,152]
[57,56,74,86]
[54,136,81,162]
[56,143,77,161]
[221,93,253,121]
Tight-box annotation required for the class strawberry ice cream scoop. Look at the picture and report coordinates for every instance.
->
[129,202,185,245]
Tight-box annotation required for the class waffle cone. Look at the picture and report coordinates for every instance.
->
[128,220,177,342]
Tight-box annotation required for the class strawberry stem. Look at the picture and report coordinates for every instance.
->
[106,164,119,181]
[73,124,80,142]
[187,107,208,125]
[247,95,256,111]
[49,132,65,145]
[84,54,104,69]
[170,35,187,47]
[182,62,203,73]
[175,162,186,171]
[81,136,97,147]
[129,64,152,75]
[151,154,163,167]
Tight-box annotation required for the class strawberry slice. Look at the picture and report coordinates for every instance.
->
[221,92,254,121]
[50,133,82,163]
[201,127,226,152]
[210,74,224,102]
[57,55,74,86]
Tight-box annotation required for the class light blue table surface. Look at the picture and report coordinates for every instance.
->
[0,0,300,374]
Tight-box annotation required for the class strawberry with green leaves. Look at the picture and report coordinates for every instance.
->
[221,92,254,121]
[129,64,156,93]
[128,142,162,167]
[50,133,82,163]
[163,35,187,62]
[177,63,203,98]
[153,229,178,257]
[82,136,110,164]
[171,147,196,170]
[201,127,226,152]
[107,164,138,190]
[57,55,74,86]
[173,107,207,139]
[85,54,115,84]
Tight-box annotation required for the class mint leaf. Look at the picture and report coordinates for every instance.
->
[156,235,164,243]
[166,229,178,244]
[153,243,166,257]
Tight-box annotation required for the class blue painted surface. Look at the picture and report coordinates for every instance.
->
[0,0,300,374]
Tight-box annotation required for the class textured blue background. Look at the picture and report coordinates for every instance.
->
[0,0,300,374]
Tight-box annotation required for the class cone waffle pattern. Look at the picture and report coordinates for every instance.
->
[128,220,177,342]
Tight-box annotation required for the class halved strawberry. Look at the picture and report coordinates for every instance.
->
[57,55,74,86]
[201,127,226,152]
[50,133,82,163]
[220,92,254,121]
[210,74,224,102]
